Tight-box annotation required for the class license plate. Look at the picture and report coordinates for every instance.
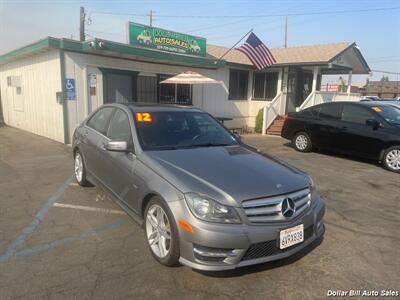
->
[279,224,304,249]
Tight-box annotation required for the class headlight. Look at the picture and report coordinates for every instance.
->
[184,193,241,224]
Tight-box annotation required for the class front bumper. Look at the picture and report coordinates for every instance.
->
[168,196,325,271]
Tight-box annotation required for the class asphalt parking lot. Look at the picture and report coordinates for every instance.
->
[0,126,399,300]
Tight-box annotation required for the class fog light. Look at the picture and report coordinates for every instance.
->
[193,245,237,258]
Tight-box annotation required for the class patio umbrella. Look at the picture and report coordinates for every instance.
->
[159,71,228,108]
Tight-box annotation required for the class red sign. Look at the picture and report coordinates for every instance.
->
[320,84,341,92]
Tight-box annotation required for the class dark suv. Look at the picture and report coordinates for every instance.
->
[281,101,400,173]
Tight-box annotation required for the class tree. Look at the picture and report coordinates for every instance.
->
[380,75,389,82]
[338,76,347,91]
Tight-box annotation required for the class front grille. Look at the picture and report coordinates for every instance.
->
[241,225,314,261]
[241,188,311,223]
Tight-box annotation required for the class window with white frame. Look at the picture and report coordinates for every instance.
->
[252,72,278,100]
[158,74,192,105]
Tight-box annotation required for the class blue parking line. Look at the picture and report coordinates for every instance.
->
[10,220,127,261]
[0,175,73,263]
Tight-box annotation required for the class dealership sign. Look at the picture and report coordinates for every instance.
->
[128,22,206,57]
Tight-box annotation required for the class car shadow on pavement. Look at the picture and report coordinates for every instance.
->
[195,235,324,278]
[282,142,382,169]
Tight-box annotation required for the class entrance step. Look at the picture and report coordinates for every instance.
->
[266,116,285,136]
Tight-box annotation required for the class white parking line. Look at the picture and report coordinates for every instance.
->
[53,203,126,215]
[69,182,79,186]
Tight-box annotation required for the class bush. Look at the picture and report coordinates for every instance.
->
[255,108,263,133]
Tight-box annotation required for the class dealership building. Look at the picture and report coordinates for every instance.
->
[0,23,370,143]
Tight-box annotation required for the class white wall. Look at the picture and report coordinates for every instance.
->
[0,50,64,142]
[64,51,280,139]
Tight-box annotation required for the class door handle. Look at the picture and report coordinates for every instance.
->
[339,126,347,132]
[100,143,107,151]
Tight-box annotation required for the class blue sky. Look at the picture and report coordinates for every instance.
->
[0,0,399,84]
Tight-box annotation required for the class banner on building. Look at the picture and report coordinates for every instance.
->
[128,22,206,57]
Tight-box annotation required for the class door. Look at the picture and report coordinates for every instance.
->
[83,107,115,178]
[106,74,133,103]
[314,103,343,149]
[101,69,137,104]
[286,68,298,113]
[98,108,141,212]
[339,104,384,158]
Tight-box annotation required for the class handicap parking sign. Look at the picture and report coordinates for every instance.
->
[66,79,76,100]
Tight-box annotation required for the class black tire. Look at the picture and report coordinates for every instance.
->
[74,150,92,187]
[144,196,180,267]
[292,132,312,153]
[382,146,400,173]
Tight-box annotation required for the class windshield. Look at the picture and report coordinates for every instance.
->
[134,111,239,150]
[371,105,400,125]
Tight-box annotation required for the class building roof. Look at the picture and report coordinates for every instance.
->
[207,42,353,65]
[0,37,370,73]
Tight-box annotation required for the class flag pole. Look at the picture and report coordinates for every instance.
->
[215,28,253,65]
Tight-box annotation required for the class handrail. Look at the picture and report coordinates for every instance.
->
[261,92,283,135]
[296,91,361,112]
[297,91,316,111]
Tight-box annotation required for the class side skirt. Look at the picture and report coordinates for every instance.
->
[86,173,144,226]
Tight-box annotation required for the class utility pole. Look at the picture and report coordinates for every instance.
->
[284,16,288,48]
[79,7,86,42]
[147,10,155,27]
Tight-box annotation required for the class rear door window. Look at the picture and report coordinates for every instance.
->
[300,106,321,117]
[319,103,342,120]
[87,107,115,136]
[341,104,375,124]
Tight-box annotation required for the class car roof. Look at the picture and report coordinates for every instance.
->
[356,101,398,107]
[313,101,396,107]
[104,102,204,113]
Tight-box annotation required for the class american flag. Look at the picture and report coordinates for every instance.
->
[237,32,276,70]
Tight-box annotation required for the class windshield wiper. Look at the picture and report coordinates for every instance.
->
[176,143,232,149]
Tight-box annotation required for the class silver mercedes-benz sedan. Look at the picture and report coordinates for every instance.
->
[72,103,325,271]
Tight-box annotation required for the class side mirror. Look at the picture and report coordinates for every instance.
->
[366,119,380,129]
[105,140,129,152]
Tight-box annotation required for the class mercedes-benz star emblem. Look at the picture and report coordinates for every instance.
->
[281,197,295,218]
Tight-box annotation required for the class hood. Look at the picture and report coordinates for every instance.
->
[143,145,308,206]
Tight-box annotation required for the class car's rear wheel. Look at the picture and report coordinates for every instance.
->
[144,197,180,267]
[74,150,91,186]
[293,132,312,152]
[382,146,400,173]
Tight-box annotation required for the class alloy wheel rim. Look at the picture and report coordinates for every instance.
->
[386,149,400,170]
[74,153,83,182]
[146,204,171,258]
[295,135,308,150]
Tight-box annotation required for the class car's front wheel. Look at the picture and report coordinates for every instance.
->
[382,146,400,173]
[293,132,312,152]
[144,197,180,266]
[74,150,91,186]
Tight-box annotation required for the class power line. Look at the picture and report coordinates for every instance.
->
[184,1,306,33]
[371,70,400,75]
[86,29,125,36]
[367,55,400,60]
[369,59,400,63]
[90,6,400,19]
